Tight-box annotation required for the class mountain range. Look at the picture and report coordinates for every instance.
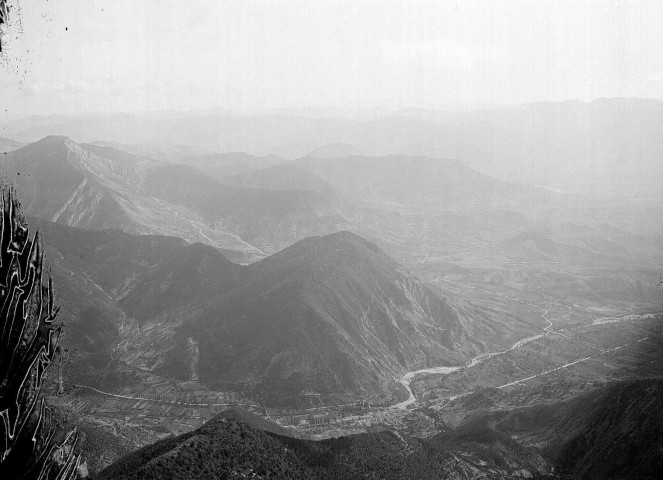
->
[5,133,656,404]
[141,162,345,248]
[0,136,354,261]
[171,231,470,404]
[28,217,505,405]
[293,154,558,216]
[179,152,285,177]
[4,98,663,196]
[1,133,581,264]
[0,120,659,478]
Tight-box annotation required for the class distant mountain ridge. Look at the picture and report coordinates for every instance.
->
[0,136,353,260]
[180,151,285,177]
[219,163,340,201]
[141,163,347,247]
[5,98,662,195]
[293,154,558,216]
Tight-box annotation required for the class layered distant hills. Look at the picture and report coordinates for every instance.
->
[1,134,581,264]
[5,98,663,196]
[141,162,345,247]
[0,136,353,260]
[179,152,285,177]
[219,163,340,201]
[1,103,660,479]
[4,133,658,405]
[293,154,557,215]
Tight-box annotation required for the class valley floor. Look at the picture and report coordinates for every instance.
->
[48,221,663,474]
[50,308,663,475]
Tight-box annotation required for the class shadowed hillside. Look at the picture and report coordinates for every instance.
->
[170,231,470,405]
[97,408,554,480]
[448,379,663,480]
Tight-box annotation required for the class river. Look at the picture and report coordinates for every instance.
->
[393,311,662,410]
[393,330,551,409]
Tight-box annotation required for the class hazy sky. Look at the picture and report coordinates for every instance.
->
[1,0,662,117]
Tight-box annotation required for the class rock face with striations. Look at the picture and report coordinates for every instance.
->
[0,136,350,261]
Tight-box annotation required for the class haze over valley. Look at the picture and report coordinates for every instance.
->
[1,1,662,479]
[1,96,661,478]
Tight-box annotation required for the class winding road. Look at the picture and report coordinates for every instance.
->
[394,326,658,410]
[73,384,261,409]
[393,279,559,409]
[392,277,660,411]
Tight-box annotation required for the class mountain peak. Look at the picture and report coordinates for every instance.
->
[249,230,389,279]
[180,229,463,403]
[316,230,382,253]
[33,134,73,146]
[13,134,75,154]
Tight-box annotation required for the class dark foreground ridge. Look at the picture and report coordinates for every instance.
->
[97,407,554,480]
[97,378,663,480]
[460,378,663,480]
